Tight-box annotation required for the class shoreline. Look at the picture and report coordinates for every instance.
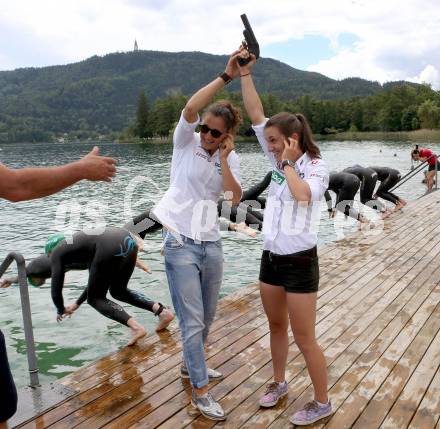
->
[2,129,440,145]
[316,129,440,143]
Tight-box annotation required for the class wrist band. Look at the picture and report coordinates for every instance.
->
[240,73,251,77]
[154,303,165,316]
[218,72,232,84]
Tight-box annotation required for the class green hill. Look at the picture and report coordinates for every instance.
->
[0,50,417,142]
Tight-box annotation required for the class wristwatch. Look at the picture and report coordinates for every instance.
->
[280,159,296,171]
[218,72,233,84]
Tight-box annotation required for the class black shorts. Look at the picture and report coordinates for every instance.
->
[428,162,440,171]
[0,329,18,422]
[259,247,319,293]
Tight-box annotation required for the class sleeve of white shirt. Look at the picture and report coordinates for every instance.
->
[173,110,200,149]
[252,119,277,168]
[304,159,330,202]
[227,151,242,189]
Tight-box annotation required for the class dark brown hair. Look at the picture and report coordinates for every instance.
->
[411,144,419,158]
[204,100,242,135]
[265,112,321,159]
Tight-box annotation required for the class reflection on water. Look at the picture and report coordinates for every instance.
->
[0,139,437,387]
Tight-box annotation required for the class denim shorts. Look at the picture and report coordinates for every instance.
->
[259,247,319,293]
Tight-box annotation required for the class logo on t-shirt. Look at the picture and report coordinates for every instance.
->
[271,170,285,185]
[215,162,222,175]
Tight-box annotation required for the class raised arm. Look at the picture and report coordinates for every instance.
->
[0,147,116,202]
[183,50,242,123]
[237,52,265,125]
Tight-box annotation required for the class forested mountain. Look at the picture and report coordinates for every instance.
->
[0,50,415,142]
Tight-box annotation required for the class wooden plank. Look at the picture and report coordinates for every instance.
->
[63,284,260,385]
[17,290,263,428]
[41,312,270,428]
[321,293,440,429]
[378,328,440,429]
[318,192,432,258]
[224,233,440,429]
[351,300,440,428]
[407,367,440,429]
[14,191,440,429]
[35,206,430,426]
[77,217,438,428]
[174,224,440,429]
[262,274,440,428]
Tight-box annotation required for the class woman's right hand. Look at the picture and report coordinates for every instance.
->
[225,48,244,79]
[236,48,257,75]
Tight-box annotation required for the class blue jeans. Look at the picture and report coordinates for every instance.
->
[163,231,223,389]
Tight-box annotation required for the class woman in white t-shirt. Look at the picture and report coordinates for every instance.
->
[236,50,333,426]
[152,54,243,421]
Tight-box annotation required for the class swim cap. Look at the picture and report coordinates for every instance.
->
[45,234,65,255]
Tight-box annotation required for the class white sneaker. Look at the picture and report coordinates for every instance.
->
[191,391,226,421]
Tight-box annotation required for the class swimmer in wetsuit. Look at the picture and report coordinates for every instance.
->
[123,174,273,239]
[1,228,174,345]
[369,166,407,212]
[218,172,270,232]
[343,165,378,206]
[324,172,368,223]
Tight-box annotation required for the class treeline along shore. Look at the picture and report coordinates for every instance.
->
[0,50,439,143]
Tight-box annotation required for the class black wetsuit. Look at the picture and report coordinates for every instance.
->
[343,165,378,205]
[369,166,401,205]
[123,209,161,239]
[241,171,271,208]
[125,172,272,236]
[50,227,155,325]
[26,254,86,278]
[324,172,362,220]
[0,329,17,423]
[218,171,271,231]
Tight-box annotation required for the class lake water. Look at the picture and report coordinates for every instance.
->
[0,139,437,388]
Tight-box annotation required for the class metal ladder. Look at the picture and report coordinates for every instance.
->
[1,252,77,428]
[0,252,39,387]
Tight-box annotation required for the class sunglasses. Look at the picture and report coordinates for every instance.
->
[199,124,224,139]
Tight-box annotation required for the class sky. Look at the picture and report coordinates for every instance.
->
[0,0,439,89]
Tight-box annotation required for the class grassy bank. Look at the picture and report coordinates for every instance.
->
[316,129,440,143]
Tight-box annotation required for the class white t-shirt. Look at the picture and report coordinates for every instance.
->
[253,119,329,255]
[152,111,241,241]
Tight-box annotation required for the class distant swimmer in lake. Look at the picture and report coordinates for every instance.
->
[324,172,368,223]
[369,166,407,213]
[411,145,440,192]
[343,165,378,206]
[1,228,175,345]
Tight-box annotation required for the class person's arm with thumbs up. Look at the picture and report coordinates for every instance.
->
[0,146,116,202]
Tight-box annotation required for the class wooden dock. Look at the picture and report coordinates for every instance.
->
[14,191,440,429]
